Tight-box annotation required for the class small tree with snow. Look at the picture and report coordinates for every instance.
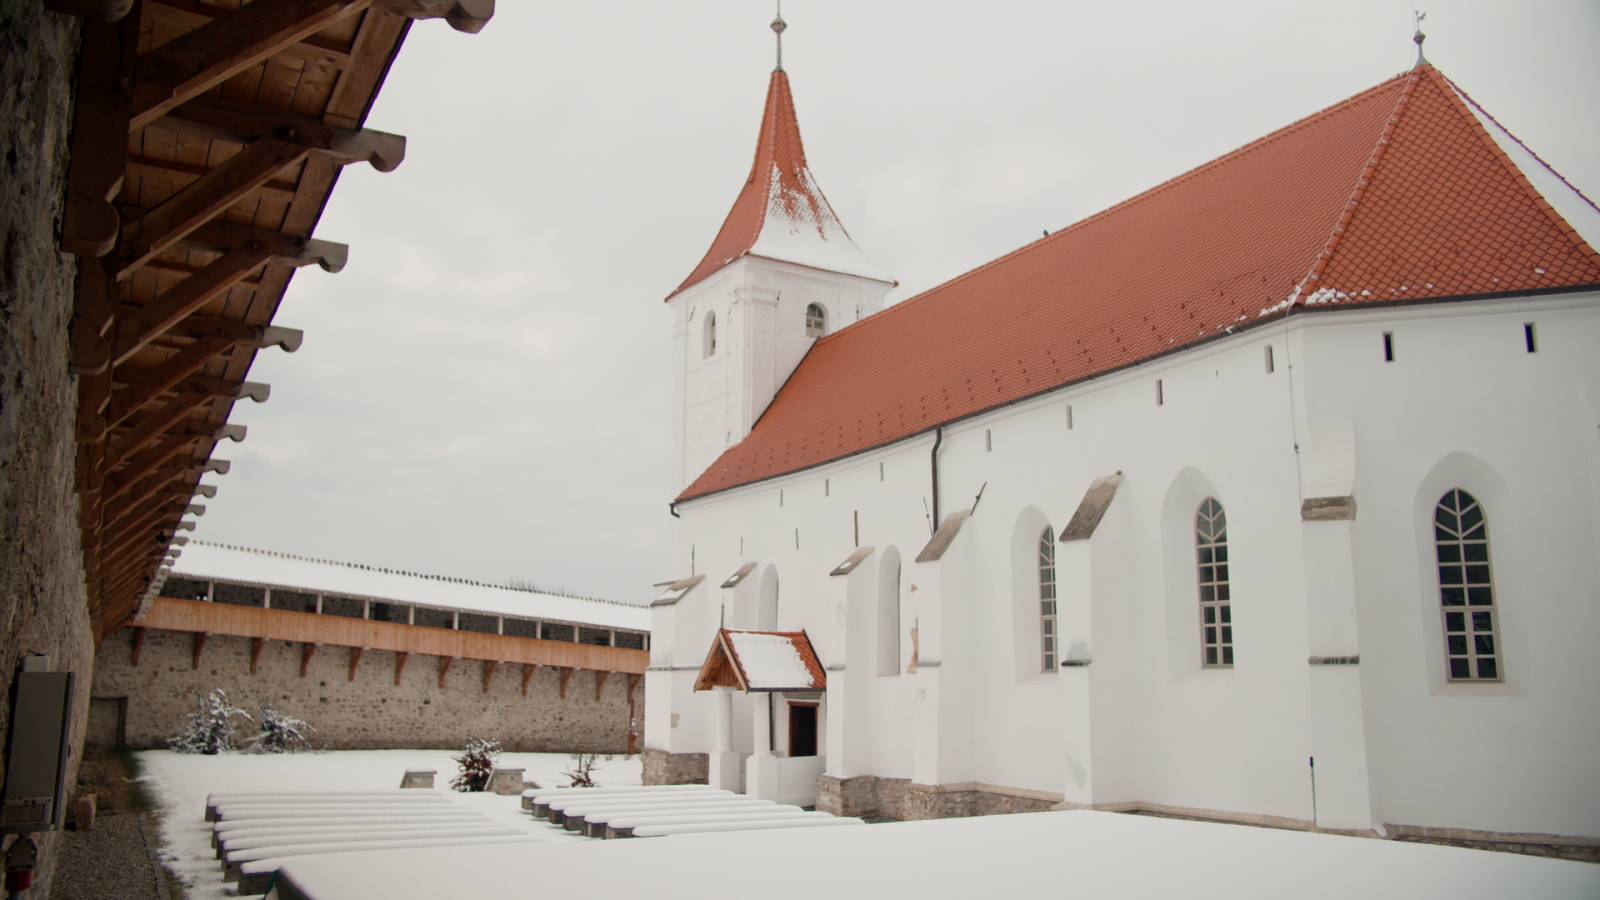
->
[451,738,501,792]
[169,689,252,754]
[247,704,313,753]
[565,753,599,787]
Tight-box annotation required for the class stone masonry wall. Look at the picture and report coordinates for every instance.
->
[93,628,646,752]
[0,3,89,898]
[640,747,708,785]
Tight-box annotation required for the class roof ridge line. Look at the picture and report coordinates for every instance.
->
[853,73,1415,326]
[1434,69,1600,270]
[184,539,631,608]
[1284,67,1424,310]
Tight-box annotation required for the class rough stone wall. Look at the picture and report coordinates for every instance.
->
[640,747,708,785]
[92,628,646,752]
[0,3,89,898]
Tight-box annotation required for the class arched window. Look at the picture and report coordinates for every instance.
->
[1196,498,1232,667]
[1039,526,1057,672]
[703,311,717,358]
[1435,489,1501,681]
[805,303,826,338]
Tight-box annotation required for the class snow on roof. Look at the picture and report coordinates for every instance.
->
[677,65,1600,503]
[724,631,824,691]
[169,542,649,632]
[668,68,893,300]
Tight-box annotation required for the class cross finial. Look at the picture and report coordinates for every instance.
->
[772,1,787,71]
[1412,8,1429,67]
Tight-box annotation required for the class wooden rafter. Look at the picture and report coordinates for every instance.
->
[394,651,409,685]
[481,659,498,693]
[300,642,318,677]
[348,646,364,680]
[51,0,494,644]
[191,631,207,668]
[557,667,575,700]
[594,670,610,701]
[520,663,538,696]
[438,656,456,688]
[250,636,264,674]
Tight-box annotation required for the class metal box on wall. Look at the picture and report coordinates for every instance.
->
[3,664,74,833]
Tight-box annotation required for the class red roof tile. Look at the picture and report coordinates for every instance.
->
[669,69,890,299]
[677,67,1600,503]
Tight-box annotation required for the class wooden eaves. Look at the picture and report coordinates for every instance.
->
[49,0,494,643]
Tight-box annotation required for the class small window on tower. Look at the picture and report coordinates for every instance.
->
[703,311,717,359]
[805,303,827,338]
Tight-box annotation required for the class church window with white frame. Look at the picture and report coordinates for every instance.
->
[703,311,717,358]
[805,303,827,338]
[1196,498,1232,666]
[1434,489,1502,681]
[1039,526,1057,672]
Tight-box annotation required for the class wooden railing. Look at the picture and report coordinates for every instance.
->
[136,597,648,674]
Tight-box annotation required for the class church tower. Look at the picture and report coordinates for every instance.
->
[665,11,896,496]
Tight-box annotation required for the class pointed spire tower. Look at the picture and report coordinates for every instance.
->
[665,9,895,496]
[669,9,894,299]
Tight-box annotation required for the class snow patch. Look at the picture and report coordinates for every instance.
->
[748,163,895,284]
[726,631,817,690]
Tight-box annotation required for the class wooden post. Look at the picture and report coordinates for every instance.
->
[520,663,538,696]
[348,646,364,681]
[438,656,455,688]
[249,637,264,675]
[481,659,498,693]
[191,631,207,668]
[394,651,409,686]
[557,667,575,699]
[131,627,146,666]
[300,642,317,677]
[594,670,611,701]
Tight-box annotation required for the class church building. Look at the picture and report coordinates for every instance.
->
[645,16,1600,855]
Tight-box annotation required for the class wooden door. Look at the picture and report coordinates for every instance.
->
[788,703,817,757]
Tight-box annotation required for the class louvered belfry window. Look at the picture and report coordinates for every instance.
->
[1196,498,1233,667]
[1039,526,1057,672]
[805,303,826,338]
[1434,489,1502,681]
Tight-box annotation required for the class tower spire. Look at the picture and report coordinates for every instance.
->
[772,1,786,72]
[1412,9,1429,68]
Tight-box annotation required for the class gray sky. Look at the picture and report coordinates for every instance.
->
[197,0,1600,605]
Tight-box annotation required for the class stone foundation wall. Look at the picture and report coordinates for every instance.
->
[0,3,88,898]
[817,776,1055,821]
[92,627,646,752]
[641,747,708,785]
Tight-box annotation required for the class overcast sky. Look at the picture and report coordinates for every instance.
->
[194,0,1600,605]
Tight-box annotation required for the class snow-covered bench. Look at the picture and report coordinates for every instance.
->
[539,790,735,826]
[205,790,446,821]
[630,817,865,838]
[222,825,526,878]
[521,784,716,814]
[234,836,542,896]
[563,799,778,836]
[602,808,824,839]
[214,817,496,857]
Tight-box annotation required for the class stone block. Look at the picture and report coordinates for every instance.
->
[641,748,708,785]
[400,768,435,789]
[487,768,525,795]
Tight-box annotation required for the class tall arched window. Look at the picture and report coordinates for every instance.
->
[1196,498,1232,667]
[1435,489,1501,681]
[702,311,716,358]
[805,303,826,338]
[1039,526,1057,672]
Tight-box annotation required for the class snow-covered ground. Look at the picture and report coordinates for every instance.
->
[275,810,1600,900]
[137,749,639,899]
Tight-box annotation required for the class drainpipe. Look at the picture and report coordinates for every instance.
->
[930,426,944,528]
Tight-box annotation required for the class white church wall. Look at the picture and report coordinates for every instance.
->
[662,290,1599,836]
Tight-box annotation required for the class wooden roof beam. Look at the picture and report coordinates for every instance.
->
[182,220,347,273]
[107,337,235,427]
[111,374,267,430]
[107,391,213,465]
[165,317,303,353]
[114,249,274,366]
[130,0,372,131]
[375,0,493,34]
[117,138,314,278]
[61,20,134,257]
[160,94,406,172]
[144,0,356,65]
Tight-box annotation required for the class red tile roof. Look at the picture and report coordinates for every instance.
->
[678,66,1600,503]
[669,69,890,299]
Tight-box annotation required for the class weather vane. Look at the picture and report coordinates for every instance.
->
[1412,8,1429,67]
[772,0,787,72]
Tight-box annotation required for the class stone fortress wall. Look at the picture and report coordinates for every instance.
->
[92,624,646,753]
